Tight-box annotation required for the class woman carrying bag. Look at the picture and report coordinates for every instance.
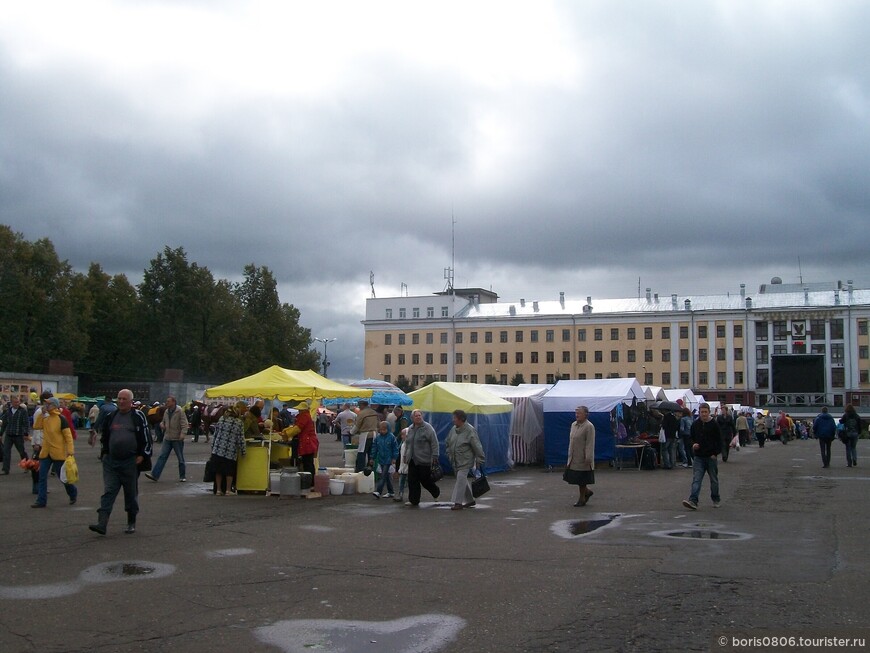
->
[445,409,486,511]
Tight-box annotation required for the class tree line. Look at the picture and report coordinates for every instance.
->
[0,225,319,385]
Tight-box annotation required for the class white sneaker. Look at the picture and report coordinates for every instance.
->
[372,492,380,498]
[386,493,394,498]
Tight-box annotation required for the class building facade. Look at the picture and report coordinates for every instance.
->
[362,281,870,411]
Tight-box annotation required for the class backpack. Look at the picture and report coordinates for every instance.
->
[641,446,657,470]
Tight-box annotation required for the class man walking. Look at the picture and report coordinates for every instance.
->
[90,389,152,536]
[813,407,837,468]
[682,403,723,510]
[334,403,356,447]
[1,395,30,474]
[403,409,441,506]
[145,395,189,482]
[351,400,379,472]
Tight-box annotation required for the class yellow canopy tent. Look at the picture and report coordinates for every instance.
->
[204,365,372,404]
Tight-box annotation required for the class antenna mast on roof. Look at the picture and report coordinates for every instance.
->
[370,271,376,298]
[400,282,408,297]
[443,214,455,294]
[798,256,803,284]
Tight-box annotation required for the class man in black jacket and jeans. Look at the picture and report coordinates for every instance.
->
[682,403,723,510]
[1,395,30,474]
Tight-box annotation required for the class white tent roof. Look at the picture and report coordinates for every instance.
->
[480,384,552,398]
[542,378,646,413]
[641,385,665,400]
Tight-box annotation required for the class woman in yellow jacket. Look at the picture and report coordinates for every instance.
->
[32,397,77,508]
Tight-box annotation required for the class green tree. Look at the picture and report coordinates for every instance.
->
[510,373,526,386]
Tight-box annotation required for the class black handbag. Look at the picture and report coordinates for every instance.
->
[471,469,490,498]
[429,461,444,482]
[203,458,216,483]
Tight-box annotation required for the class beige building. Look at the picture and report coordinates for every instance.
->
[363,281,870,410]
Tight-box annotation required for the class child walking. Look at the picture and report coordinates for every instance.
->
[394,428,408,502]
[370,421,399,499]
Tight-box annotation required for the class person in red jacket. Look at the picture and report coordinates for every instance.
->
[294,401,319,477]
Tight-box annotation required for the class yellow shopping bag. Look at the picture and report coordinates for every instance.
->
[63,456,79,485]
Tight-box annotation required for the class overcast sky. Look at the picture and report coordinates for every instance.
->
[2,1,868,382]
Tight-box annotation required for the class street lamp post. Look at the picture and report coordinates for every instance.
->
[314,337,336,378]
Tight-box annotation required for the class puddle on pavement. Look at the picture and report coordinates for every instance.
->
[254,614,466,653]
[551,513,632,540]
[206,548,255,558]
[569,518,615,536]
[649,528,752,542]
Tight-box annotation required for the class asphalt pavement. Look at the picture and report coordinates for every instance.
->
[0,434,867,652]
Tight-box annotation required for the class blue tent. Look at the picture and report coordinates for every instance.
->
[409,382,513,474]
[542,379,646,466]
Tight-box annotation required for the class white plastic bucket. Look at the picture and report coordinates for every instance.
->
[328,479,344,495]
[343,447,358,468]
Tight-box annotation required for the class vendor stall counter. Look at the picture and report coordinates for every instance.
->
[236,439,271,494]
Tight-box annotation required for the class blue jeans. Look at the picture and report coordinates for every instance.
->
[36,458,77,506]
[845,436,858,466]
[375,463,394,494]
[150,440,186,479]
[662,438,677,469]
[98,456,139,520]
[689,456,720,505]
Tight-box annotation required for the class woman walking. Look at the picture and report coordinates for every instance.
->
[564,406,595,506]
[445,410,486,510]
[839,404,863,468]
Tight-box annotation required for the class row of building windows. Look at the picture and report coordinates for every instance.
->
[383,347,746,366]
[384,307,451,320]
[382,370,752,388]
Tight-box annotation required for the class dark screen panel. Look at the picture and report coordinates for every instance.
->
[771,355,825,393]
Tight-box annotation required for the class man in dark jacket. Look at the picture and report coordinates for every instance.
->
[682,403,723,510]
[89,389,152,536]
[1,395,30,474]
[813,407,837,468]
[716,406,736,461]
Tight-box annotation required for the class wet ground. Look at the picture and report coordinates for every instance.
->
[0,436,867,652]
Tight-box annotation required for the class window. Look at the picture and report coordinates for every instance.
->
[578,373,587,380]
[577,351,586,363]
[756,369,769,387]
[699,348,707,361]
[627,327,636,340]
[455,332,463,344]
[594,351,603,363]
[859,345,869,360]
[578,328,586,341]
[470,353,478,365]
[470,332,478,343]
[384,354,391,365]
[546,351,555,363]
[644,327,653,340]
[644,372,653,385]
[398,354,405,365]
[440,333,448,344]
[562,329,571,342]
[735,371,744,384]
[611,328,619,341]
[441,306,449,317]
[455,353,463,364]
[531,352,539,364]
[426,333,433,345]
[662,349,671,362]
[734,347,743,361]
[530,330,538,342]
[426,353,433,364]
[412,353,419,365]
[860,370,869,384]
[546,330,555,342]
[680,372,689,385]
[500,352,508,364]
[611,350,619,363]
[773,321,788,341]
[717,372,726,385]
[662,372,671,386]
[756,345,768,362]
[500,331,508,343]
[399,308,406,319]
[698,325,707,339]
[831,343,845,364]
[734,324,743,338]
[398,334,406,345]
[412,333,420,345]
[859,320,868,336]
[413,308,420,318]
[515,330,523,343]
[485,331,493,343]
[755,321,767,341]
[644,349,653,362]
[774,344,787,354]
[595,373,603,380]
[699,372,708,385]
[680,349,689,362]
[385,308,392,319]
[680,326,688,339]
[811,344,825,355]
[516,352,524,364]
[563,351,571,363]
[594,329,602,341]
[427,307,434,318]
[440,353,448,364]
[384,334,392,345]
[831,368,845,388]
[716,325,726,338]
[627,350,636,363]
[627,372,636,378]
[662,326,670,339]
[810,319,826,338]
[530,374,538,384]
[831,319,844,339]
[546,374,555,384]
[792,342,806,354]
[717,348,726,361]
[485,352,492,364]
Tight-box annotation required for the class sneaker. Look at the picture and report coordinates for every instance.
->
[386,493,394,498]
[713,501,721,509]
[393,495,403,502]
[144,472,157,482]
[69,497,77,505]
[31,502,46,509]
[682,499,698,510]
[372,492,380,498]
[179,478,187,482]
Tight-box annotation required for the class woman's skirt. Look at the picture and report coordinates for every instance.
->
[210,453,237,477]
[563,469,595,486]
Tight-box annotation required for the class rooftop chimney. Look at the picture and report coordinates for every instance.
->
[740,283,746,298]
[559,292,565,309]
[646,287,652,302]
[533,301,539,312]
[509,305,516,316]
[848,280,854,297]
[684,299,692,311]
[804,287,809,304]
[834,290,841,305]
[745,297,753,309]
[671,293,678,309]
[519,298,525,307]
[654,293,659,303]
[586,296,592,305]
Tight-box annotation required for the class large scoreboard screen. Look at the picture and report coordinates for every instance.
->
[771,355,825,393]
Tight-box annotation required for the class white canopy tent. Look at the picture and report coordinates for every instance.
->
[641,385,665,401]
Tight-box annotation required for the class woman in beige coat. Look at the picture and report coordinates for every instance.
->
[563,406,595,506]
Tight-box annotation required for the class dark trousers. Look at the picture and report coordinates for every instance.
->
[680,435,694,465]
[756,431,766,447]
[819,438,832,467]
[407,460,440,505]
[98,456,140,520]
[721,436,731,461]
[300,453,315,477]
[2,434,29,473]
